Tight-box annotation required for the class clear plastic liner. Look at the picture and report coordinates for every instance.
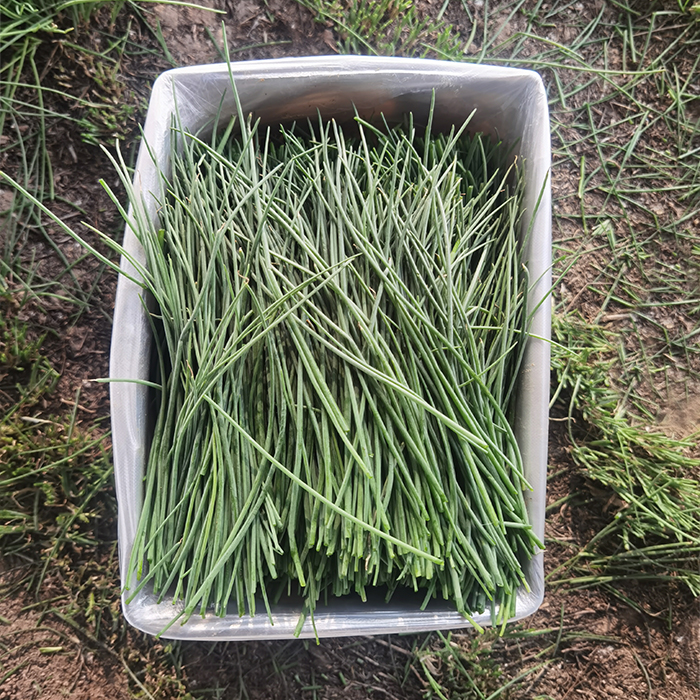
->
[110,56,551,640]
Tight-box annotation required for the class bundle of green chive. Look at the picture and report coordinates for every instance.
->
[125,96,541,635]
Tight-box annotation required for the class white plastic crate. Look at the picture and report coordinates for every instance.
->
[110,56,551,640]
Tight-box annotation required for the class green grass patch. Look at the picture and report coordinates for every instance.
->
[0,0,146,321]
[299,0,463,58]
[549,313,700,596]
[0,310,112,591]
[415,629,548,700]
[0,296,59,420]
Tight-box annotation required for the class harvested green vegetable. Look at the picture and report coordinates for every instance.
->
[125,96,540,633]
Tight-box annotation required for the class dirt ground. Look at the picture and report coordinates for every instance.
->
[1,0,699,698]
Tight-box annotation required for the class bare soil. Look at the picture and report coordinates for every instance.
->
[0,596,130,700]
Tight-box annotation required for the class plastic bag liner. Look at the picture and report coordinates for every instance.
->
[110,56,551,641]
